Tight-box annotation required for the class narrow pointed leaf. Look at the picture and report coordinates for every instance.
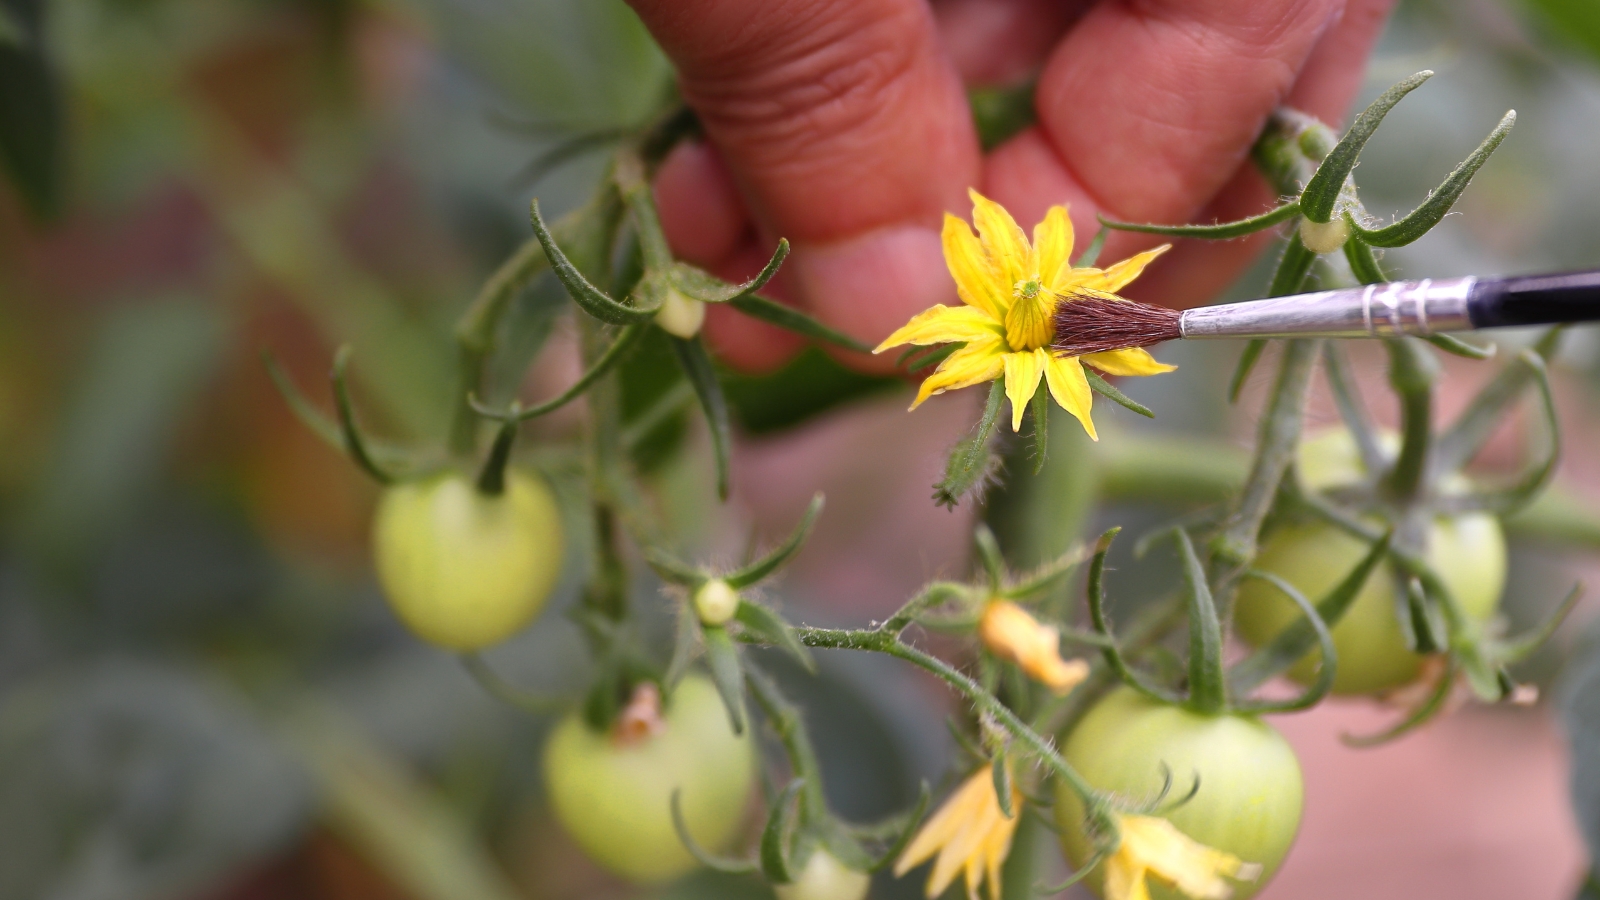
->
[760,779,805,884]
[665,603,702,688]
[863,782,932,871]
[1230,531,1390,697]
[670,335,733,500]
[1030,378,1050,473]
[1446,350,1560,516]
[1175,529,1226,713]
[1037,851,1106,894]
[263,349,344,449]
[671,239,789,304]
[332,346,397,485]
[879,582,970,636]
[1424,333,1495,360]
[991,755,1014,819]
[702,626,747,735]
[899,342,963,373]
[1342,660,1458,747]
[1496,583,1582,664]
[1086,529,1183,704]
[1099,201,1301,239]
[1084,369,1153,418]
[1228,340,1267,403]
[734,600,814,672]
[671,789,758,873]
[459,653,565,714]
[478,323,644,421]
[726,493,825,588]
[1354,110,1516,247]
[1302,71,1434,222]
[1436,326,1563,472]
[974,524,1006,591]
[530,198,655,324]
[1231,571,1339,713]
[1342,232,1388,285]
[1073,225,1110,268]
[642,547,705,586]
[728,294,871,352]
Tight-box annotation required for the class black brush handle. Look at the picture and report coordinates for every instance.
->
[1468,269,1600,329]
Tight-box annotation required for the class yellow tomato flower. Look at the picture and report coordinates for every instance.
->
[1105,813,1262,900]
[895,765,1022,900]
[979,600,1089,695]
[875,189,1175,439]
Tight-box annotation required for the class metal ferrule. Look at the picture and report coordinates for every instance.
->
[1178,276,1478,340]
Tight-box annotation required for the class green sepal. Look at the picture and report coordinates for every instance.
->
[1229,570,1339,714]
[1301,71,1434,223]
[1343,232,1388,285]
[702,626,747,735]
[1172,529,1226,714]
[671,789,758,874]
[670,239,788,304]
[725,493,824,588]
[974,524,1006,593]
[734,600,815,673]
[332,345,397,485]
[857,782,932,872]
[1269,233,1317,293]
[900,342,962,373]
[1342,660,1458,747]
[1073,225,1110,268]
[878,582,972,636]
[263,349,344,450]
[1320,342,1386,476]
[665,601,702,689]
[1443,349,1560,516]
[1229,530,1390,698]
[1402,576,1448,655]
[1029,379,1049,474]
[1459,650,1504,703]
[932,380,1005,509]
[531,198,658,324]
[1086,529,1183,704]
[729,294,871,353]
[1493,583,1582,665]
[1353,110,1516,247]
[1037,850,1107,895]
[669,335,734,500]
[642,547,705,586]
[1436,326,1564,472]
[760,779,805,884]
[1099,200,1300,239]
[991,755,1014,819]
[1085,369,1154,418]
[459,653,566,714]
[1424,333,1496,360]
[471,323,645,423]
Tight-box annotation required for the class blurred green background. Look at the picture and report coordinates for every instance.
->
[3,1,1600,899]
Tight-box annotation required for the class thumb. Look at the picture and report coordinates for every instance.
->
[627,0,980,355]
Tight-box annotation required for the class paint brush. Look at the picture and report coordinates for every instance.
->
[1051,269,1600,356]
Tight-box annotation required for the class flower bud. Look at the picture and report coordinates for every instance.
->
[1297,215,1351,254]
[775,848,871,900]
[655,288,706,339]
[693,579,740,626]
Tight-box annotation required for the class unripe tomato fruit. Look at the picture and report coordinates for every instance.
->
[774,848,871,900]
[543,676,756,884]
[372,469,563,650]
[1234,429,1506,695]
[1055,688,1303,900]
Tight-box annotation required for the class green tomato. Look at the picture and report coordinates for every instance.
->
[1055,688,1303,900]
[543,676,756,885]
[372,469,563,651]
[774,848,871,900]
[1234,428,1506,695]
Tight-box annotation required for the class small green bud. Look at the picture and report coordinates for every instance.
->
[1297,215,1351,254]
[694,579,740,626]
[655,287,706,339]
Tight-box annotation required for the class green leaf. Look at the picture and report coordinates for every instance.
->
[760,779,804,884]
[672,239,789,304]
[1099,201,1300,239]
[1073,225,1110,268]
[641,546,704,586]
[726,493,825,588]
[1174,529,1226,714]
[1424,333,1496,360]
[728,294,871,353]
[932,381,1005,509]
[0,0,62,220]
[1436,326,1564,472]
[1445,349,1560,516]
[991,755,1014,819]
[968,82,1036,151]
[332,346,398,485]
[702,626,747,735]
[1353,110,1516,248]
[530,198,656,324]
[1301,71,1433,222]
[1085,529,1182,704]
[669,335,733,500]
[1084,369,1153,418]
[733,601,814,672]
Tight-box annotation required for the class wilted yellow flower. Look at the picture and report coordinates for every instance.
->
[1105,813,1261,900]
[874,189,1174,439]
[895,765,1022,900]
[979,600,1088,694]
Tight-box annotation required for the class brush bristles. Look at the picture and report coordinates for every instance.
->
[1051,295,1182,356]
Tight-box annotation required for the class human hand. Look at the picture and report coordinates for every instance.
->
[630,0,1395,372]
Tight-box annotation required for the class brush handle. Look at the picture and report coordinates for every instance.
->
[1469,270,1600,328]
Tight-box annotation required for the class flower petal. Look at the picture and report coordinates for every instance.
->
[1044,354,1097,441]
[874,304,1002,353]
[1003,289,1055,352]
[895,775,982,876]
[1104,852,1152,900]
[1003,349,1047,432]
[1081,347,1178,377]
[1069,245,1171,294]
[943,213,1010,320]
[970,189,1032,292]
[1119,815,1253,900]
[911,340,1005,409]
[1033,205,1076,289]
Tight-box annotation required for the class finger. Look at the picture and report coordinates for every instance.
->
[654,140,751,267]
[931,0,1091,86]
[701,238,808,373]
[626,0,981,350]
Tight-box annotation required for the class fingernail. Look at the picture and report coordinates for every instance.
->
[788,226,955,349]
